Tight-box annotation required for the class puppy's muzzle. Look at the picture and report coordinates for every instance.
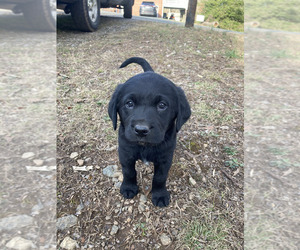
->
[134,124,150,137]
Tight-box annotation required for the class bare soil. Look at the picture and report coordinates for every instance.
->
[57,14,244,249]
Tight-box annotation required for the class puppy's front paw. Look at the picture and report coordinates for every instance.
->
[152,190,170,207]
[120,183,138,199]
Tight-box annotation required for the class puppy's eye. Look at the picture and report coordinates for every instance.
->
[125,100,134,109]
[157,102,167,111]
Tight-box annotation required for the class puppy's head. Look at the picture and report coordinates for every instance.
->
[108,58,191,145]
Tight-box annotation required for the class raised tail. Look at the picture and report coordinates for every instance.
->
[120,57,154,72]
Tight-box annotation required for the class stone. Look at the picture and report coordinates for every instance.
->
[110,225,119,235]
[60,236,77,250]
[160,234,171,246]
[33,159,44,166]
[138,203,145,213]
[0,215,33,232]
[21,152,35,159]
[77,159,84,166]
[189,177,197,186]
[139,194,147,203]
[31,202,44,216]
[5,236,34,250]
[103,165,118,177]
[70,152,79,159]
[57,215,78,231]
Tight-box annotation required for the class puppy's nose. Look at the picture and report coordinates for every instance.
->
[134,125,150,137]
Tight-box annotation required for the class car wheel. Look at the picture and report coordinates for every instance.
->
[70,0,100,32]
[124,0,133,19]
[21,0,56,32]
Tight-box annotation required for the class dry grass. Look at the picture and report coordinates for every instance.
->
[57,14,243,249]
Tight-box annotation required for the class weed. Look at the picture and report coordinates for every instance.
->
[269,158,292,169]
[268,147,288,156]
[271,50,292,59]
[183,217,229,249]
[225,49,242,59]
[224,146,237,156]
[225,158,243,169]
[136,221,148,237]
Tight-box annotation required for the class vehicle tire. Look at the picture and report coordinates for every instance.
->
[21,0,56,32]
[124,0,133,19]
[70,0,100,32]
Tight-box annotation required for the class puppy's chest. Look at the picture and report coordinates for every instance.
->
[137,147,157,163]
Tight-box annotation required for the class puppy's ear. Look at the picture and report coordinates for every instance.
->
[176,87,191,132]
[108,84,123,130]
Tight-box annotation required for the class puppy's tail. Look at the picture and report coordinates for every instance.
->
[120,57,154,72]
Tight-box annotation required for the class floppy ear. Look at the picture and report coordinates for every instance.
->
[176,87,191,132]
[108,84,123,130]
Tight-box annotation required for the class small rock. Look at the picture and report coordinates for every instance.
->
[118,174,123,182]
[6,236,35,250]
[33,159,44,166]
[189,177,197,186]
[103,165,118,177]
[139,194,147,203]
[21,152,35,159]
[60,236,77,250]
[0,215,33,232]
[110,225,119,235]
[138,203,145,213]
[72,166,93,171]
[105,216,111,220]
[77,159,84,166]
[57,215,78,231]
[160,234,171,246]
[70,152,79,159]
[128,206,133,214]
[75,203,84,215]
[31,202,44,216]
[112,171,122,178]
[114,182,122,188]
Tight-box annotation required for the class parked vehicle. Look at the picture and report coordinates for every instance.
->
[0,0,56,31]
[0,0,134,32]
[57,0,134,32]
[139,1,157,17]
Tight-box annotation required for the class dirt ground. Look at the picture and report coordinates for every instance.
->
[0,14,56,249]
[57,14,244,249]
[244,30,300,249]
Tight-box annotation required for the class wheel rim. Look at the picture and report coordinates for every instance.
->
[49,0,56,21]
[88,0,98,23]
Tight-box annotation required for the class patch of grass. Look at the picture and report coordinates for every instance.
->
[195,102,222,123]
[135,221,148,237]
[182,217,230,249]
[268,147,288,156]
[193,81,217,91]
[245,216,279,249]
[269,158,292,169]
[225,158,243,169]
[271,50,293,59]
[224,146,237,156]
[225,49,242,59]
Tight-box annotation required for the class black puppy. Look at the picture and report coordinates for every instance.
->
[108,57,191,207]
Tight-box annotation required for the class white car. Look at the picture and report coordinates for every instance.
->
[0,0,56,31]
[57,0,134,32]
[0,0,134,32]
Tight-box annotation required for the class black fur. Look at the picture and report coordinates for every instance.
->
[108,57,191,207]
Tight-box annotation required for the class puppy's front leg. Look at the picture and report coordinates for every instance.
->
[119,157,139,199]
[151,161,172,207]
